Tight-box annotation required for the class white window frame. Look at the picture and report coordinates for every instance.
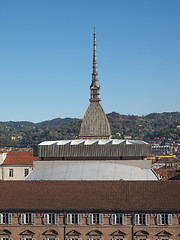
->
[156,213,172,225]
[67,213,82,225]
[44,213,58,225]
[20,213,35,225]
[0,213,12,224]
[88,213,103,225]
[134,213,150,225]
[111,213,127,225]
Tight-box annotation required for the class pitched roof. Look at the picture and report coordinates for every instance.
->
[2,151,38,165]
[0,181,179,211]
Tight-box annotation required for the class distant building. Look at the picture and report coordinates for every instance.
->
[0,151,38,180]
[152,144,172,154]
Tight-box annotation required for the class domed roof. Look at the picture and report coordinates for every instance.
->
[26,161,159,181]
[79,102,111,139]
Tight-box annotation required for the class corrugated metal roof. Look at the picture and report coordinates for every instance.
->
[39,139,148,145]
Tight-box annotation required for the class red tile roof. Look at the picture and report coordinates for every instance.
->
[154,169,168,180]
[2,151,38,165]
[0,181,179,211]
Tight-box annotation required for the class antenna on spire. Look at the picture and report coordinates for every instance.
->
[90,29,101,103]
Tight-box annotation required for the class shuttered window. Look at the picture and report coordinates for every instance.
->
[20,213,35,225]
[112,238,127,240]
[88,213,103,225]
[111,213,127,225]
[0,238,13,240]
[66,214,82,225]
[67,238,82,240]
[88,238,103,240]
[45,238,59,240]
[156,214,172,225]
[44,213,58,225]
[20,238,36,240]
[0,213,12,224]
[136,239,150,240]
[134,214,150,225]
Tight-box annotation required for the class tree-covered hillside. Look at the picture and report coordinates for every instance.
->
[0,112,179,147]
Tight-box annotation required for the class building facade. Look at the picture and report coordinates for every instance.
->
[0,151,38,180]
[0,181,179,240]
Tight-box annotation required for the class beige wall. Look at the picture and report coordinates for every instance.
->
[0,212,179,240]
[0,165,33,180]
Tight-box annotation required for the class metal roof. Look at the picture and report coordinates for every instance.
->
[39,139,148,146]
[26,161,159,181]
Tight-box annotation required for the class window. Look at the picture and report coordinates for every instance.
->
[20,238,36,240]
[88,239,103,240]
[67,213,82,225]
[45,238,59,240]
[134,214,150,225]
[88,213,103,225]
[136,239,150,240]
[111,213,127,225]
[20,213,35,225]
[9,169,13,177]
[24,168,29,177]
[1,238,13,240]
[44,213,58,225]
[67,238,82,240]
[159,239,172,240]
[112,239,127,240]
[157,214,172,225]
[0,213,12,224]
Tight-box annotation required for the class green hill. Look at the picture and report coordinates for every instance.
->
[0,112,179,147]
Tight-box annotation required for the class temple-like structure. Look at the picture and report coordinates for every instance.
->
[79,30,111,139]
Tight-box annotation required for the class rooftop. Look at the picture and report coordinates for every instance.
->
[2,151,39,165]
[39,139,148,146]
[26,161,158,181]
[0,181,179,211]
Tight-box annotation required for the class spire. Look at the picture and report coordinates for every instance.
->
[90,28,101,102]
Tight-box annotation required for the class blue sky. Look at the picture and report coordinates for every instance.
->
[0,0,180,123]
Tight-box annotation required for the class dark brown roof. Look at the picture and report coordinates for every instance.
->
[2,151,38,165]
[0,181,179,212]
[168,170,180,179]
